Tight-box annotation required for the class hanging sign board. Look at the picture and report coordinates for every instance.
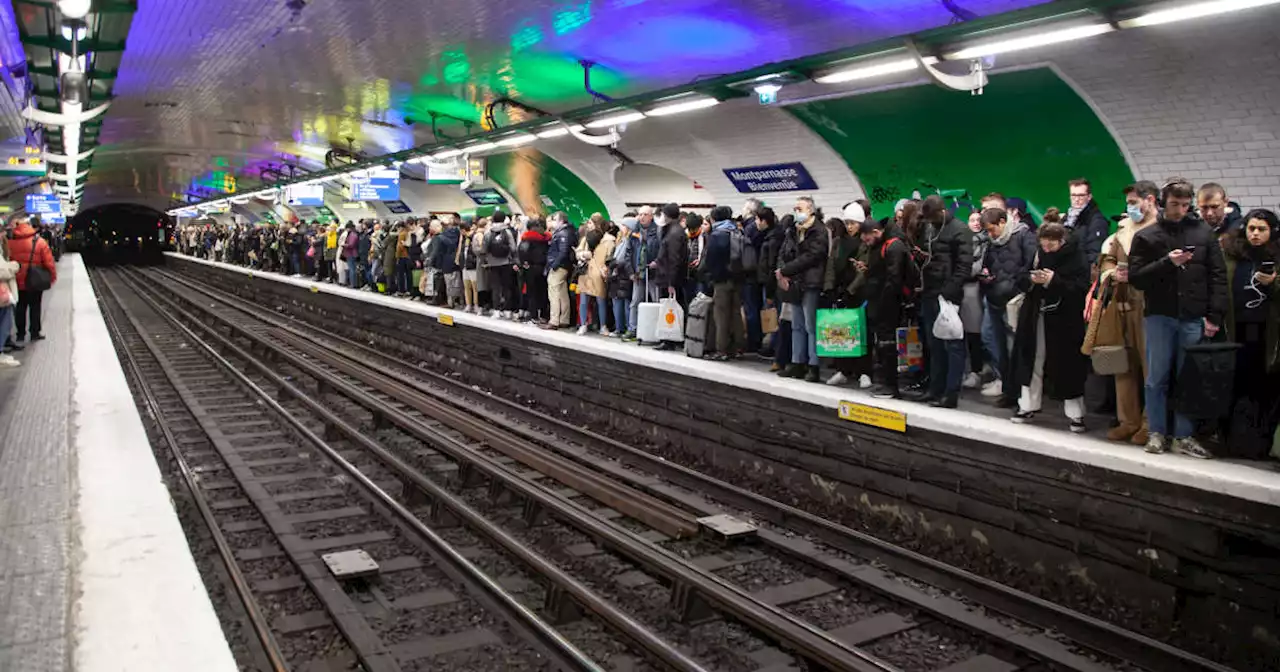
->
[350,168,401,201]
[25,193,62,214]
[722,162,818,193]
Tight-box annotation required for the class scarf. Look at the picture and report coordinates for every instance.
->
[991,220,1027,247]
[1064,205,1084,230]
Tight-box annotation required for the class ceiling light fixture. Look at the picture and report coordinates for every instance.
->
[431,148,463,160]
[496,133,537,147]
[815,56,940,84]
[58,0,92,20]
[463,142,498,153]
[585,110,645,129]
[1118,0,1280,27]
[535,124,587,139]
[944,23,1115,60]
[646,97,720,117]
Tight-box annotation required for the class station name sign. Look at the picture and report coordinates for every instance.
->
[723,162,818,194]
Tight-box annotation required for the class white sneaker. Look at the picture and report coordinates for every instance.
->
[599,329,612,337]
[576,325,589,336]
[858,374,872,389]
[962,372,981,389]
[981,379,1003,397]
[0,354,19,367]
[826,372,849,386]
[491,311,502,319]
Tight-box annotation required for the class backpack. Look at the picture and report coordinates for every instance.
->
[728,229,758,274]
[881,237,920,300]
[486,229,512,258]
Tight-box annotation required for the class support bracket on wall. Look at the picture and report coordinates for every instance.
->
[905,39,987,95]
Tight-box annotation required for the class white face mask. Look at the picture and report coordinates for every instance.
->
[655,214,666,227]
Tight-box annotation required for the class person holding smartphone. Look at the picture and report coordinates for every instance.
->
[1128,179,1229,459]
[1220,208,1280,458]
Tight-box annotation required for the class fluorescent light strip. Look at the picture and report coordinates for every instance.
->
[585,111,645,129]
[535,124,586,139]
[815,56,939,84]
[463,142,498,152]
[432,148,464,159]
[1119,0,1280,27]
[646,97,720,117]
[496,133,538,147]
[944,23,1114,60]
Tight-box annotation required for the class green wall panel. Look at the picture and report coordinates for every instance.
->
[789,67,1133,223]
[487,148,610,225]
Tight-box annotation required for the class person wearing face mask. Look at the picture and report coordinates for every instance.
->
[775,196,829,382]
[741,198,766,354]
[1089,181,1159,446]
[627,205,662,335]
[1010,215,1091,431]
[1128,179,1228,459]
[1220,208,1280,459]
[1063,178,1111,268]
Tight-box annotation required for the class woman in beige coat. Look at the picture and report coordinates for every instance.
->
[576,219,616,336]
[0,235,20,366]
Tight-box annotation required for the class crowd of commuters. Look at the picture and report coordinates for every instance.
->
[1,216,60,368]
[178,176,1280,462]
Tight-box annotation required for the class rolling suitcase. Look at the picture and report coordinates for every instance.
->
[636,302,662,344]
[685,293,713,358]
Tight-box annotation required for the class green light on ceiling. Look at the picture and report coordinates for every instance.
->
[213,156,228,167]
[511,22,543,52]
[553,1,592,36]
[442,48,471,85]
[487,52,622,103]
[419,73,440,87]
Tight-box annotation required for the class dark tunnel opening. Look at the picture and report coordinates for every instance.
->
[67,203,174,266]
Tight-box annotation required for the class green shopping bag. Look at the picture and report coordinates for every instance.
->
[816,307,868,358]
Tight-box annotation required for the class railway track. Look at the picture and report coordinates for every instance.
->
[106,263,1237,672]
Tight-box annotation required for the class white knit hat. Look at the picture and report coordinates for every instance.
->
[842,202,867,223]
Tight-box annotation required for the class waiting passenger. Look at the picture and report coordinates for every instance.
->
[8,216,56,344]
[609,217,638,337]
[755,208,784,361]
[1128,179,1228,458]
[519,218,551,323]
[825,203,871,387]
[0,233,18,365]
[741,198,766,354]
[1063,178,1111,267]
[482,211,519,320]
[1009,217,1090,431]
[858,214,911,398]
[543,212,576,330]
[627,206,661,332]
[704,205,746,360]
[979,207,1037,407]
[436,217,462,308]
[1221,209,1280,458]
[1197,182,1243,241]
[653,203,689,351]
[776,196,829,382]
[471,218,491,312]
[576,215,614,335]
[909,195,972,408]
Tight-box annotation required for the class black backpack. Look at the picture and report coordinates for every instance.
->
[486,229,512,258]
[728,228,758,274]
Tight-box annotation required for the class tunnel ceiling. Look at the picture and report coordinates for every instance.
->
[53,0,1065,211]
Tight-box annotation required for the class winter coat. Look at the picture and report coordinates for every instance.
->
[408,230,425,265]
[1129,215,1229,326]
[1011,239,1090,400]
[1223,250,1280,372]
[654,223,689,291]
[982,221,1037,308]
[637,220,660,270]
[357,231,372,262]
[395,230,410,260]
[381,232,398,277]
[324,229,339,261]
[518,230,550,275]
[545,224,576,275]
[831,233,864,303]
[1065,200,1111,268]
[422,235,441,270]
[864,226,910,329]
[0,238,19,306]
[579,232,616,298]
[609,231,636,300]
[8,223,56,291]
[341,230,359,261]
[434,227,461,273]
[703,221,737,284]
[777,215,828,301]
[757,222,786,302]
[482,223,516,268]
[920,216,972,305]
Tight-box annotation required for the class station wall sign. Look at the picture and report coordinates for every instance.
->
[723,162,818,194]
[350,168,401,201]
[383,200,412,214]
[25,193,62,214]
[286,184,325,206]
[464,188,507,206]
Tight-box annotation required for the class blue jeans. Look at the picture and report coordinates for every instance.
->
[347,259,359,288]
[789,289,820,367]
[981,299,1011,381]
[0,305,12,347]
[395,258,412,293]
[1144,315,1204,438]
[612,297,629,335]
[742,283,763,352]
[579,293,606,328]
[921,296,967,397]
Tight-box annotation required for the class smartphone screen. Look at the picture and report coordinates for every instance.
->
[1183,246,1197,253]
[1262,261,1276,274]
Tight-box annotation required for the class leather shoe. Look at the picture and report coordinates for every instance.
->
[929,394,958,409]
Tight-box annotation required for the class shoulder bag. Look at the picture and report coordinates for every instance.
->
[24,240,52,292]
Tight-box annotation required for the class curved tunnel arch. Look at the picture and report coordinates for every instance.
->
[68,202,174,264]
[612,163,715,213]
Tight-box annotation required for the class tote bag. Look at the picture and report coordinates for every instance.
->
[816,307,868,358]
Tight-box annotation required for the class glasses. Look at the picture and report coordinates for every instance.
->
[1069,192,1090,200]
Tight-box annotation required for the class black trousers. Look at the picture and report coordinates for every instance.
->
[16,289,43,337]
[524,270,548,320]
[492,266,519,312]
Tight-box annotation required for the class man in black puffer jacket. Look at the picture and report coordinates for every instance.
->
[1129,179,1228,459]
[653,202,688,302]
[1064,178,1111,267]
[755,207,784,357]
[776,196,829,382]
[979,207,1037,407]
[910,195,973,407]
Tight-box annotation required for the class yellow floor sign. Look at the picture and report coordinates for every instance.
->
[838,400,907,433]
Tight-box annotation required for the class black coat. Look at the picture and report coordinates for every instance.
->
[777,216,828,302]
[982,222,1038,308]
[1068,200,1111,268]
[654,223,688,290]
[518,230,550,274]
[1129,215,1229,325]
[920,216,973,305]
[757,223,786,300]
[545,225,577,275]
[865,225,910,330]
[1011,240,1091,400]
[434,226,461,273]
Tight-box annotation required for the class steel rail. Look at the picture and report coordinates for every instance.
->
[112,270,610,672]
[137,268,903,672]
[92,270,291,672]
[148,265,1239,672]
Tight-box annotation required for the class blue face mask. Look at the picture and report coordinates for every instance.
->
[1126,204,1144,223]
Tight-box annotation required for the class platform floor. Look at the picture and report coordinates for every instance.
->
[172,253,1280,507]
[0,255,236,671]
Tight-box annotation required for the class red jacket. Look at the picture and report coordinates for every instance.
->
[8,223,56,291]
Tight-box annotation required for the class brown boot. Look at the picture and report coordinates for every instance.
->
[1130,426,1150,446]
[1107,424,1139,442]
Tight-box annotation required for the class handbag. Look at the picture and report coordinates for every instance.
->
[816,307,868,358]
[24,241,52,292]
[760,307,779,334]
[1175,339,1241,420]
[654,298,685,342]
[932,297,964,340]
[1090,345,1130,375]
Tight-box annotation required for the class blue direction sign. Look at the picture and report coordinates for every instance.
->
[722,162,818,193]
[350,168,400,201]
[25,193,62,214]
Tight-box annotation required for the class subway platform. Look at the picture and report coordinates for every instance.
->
[0,255,236,671]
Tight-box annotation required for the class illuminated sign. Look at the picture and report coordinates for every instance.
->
[424,158,466,184]
[26,193,62,214]
[464,188,507,206]
[350,168,400,201]
[286,184,324,206]
[0,147,47,176]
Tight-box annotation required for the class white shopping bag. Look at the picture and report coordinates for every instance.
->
[932,296,964,341]
[654,298,685,342]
